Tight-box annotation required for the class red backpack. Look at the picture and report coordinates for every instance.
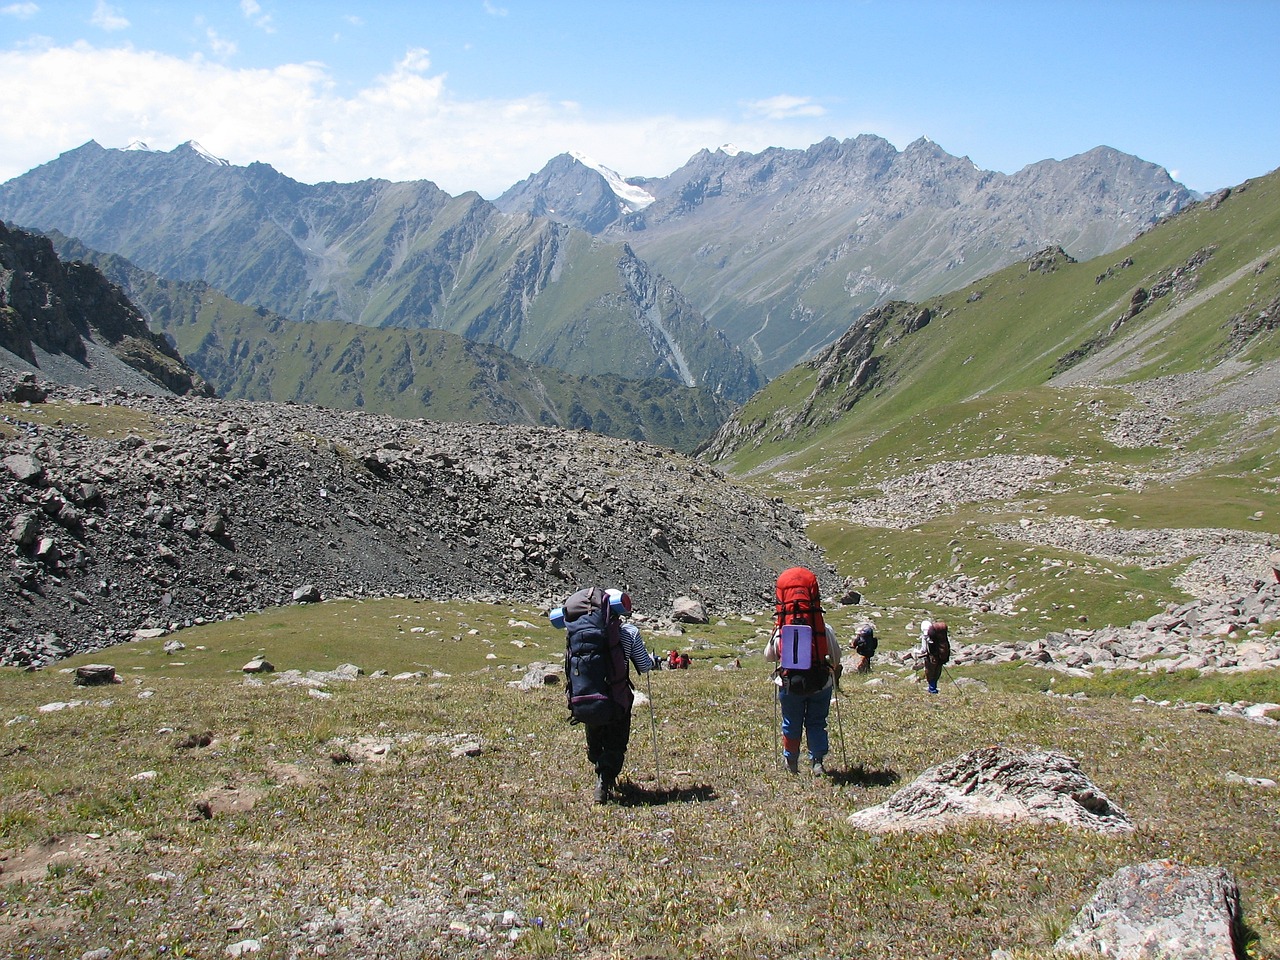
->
[774,567,830,694]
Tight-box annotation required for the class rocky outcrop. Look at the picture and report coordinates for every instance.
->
[846,745,1132,834]
[0,377,830,666]
[1055,860,1242,960]
[0,222,211,397]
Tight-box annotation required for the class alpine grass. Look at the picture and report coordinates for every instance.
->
[2,601,1277,959]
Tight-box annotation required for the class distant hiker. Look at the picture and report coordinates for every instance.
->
[852,622,878,673]
[678,653,691,669]
[766,566,841,775]
[550,586,663,804]
[918,619,950,694]
[668,649,681,670]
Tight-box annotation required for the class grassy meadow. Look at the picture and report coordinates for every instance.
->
[2,600,1279,959]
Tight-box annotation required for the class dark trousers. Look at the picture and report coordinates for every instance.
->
[585,711,633,783]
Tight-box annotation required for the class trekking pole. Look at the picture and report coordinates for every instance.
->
[832,679,849,770]
[770,674,782,769]
[646,668,661,786]
[942,664,969,704]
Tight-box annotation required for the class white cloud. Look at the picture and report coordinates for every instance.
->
[483,1,508,16]
[0,42,841,198]
[240,0,274,32]
[90,1,128,31]
[395,47,431,74]
[206,28,237,59]
[1,3,39,19]
[744,95,827,121]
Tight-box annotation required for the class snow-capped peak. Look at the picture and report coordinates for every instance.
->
[184,140,230,166]
[124,140,153,152]
[569,150,655,212]
[717,143,742,156]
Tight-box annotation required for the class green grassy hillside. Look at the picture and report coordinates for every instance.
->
[706,168,1280,642]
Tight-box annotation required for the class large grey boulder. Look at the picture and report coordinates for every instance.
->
[73,663,118,686]
[847,745,1132,834]
[4,453,45,485]
[672,596,708,624]
[1054,859,1241,960]
[512,661,562,691]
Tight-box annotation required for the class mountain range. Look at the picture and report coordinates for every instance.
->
[0,138,1191,404]
[0,140,761,408]
[498,136,1194,376]
[696,163,1280,642]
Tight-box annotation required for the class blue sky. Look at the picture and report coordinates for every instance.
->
[0,0,1275,197]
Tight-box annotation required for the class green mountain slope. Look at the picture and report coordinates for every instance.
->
[705,167,1280,642]
[50,236,733,452]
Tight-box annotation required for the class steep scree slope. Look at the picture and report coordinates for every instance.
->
[0,377,828,666]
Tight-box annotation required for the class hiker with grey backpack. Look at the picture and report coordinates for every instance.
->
[851,622,878,673]
[550,586,663,804]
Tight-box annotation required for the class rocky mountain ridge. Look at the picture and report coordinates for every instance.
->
[0,222,211,398]
[38,231,736,453]
[0,374,830,666]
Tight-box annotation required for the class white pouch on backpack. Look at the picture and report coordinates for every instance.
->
[779,623,814,671]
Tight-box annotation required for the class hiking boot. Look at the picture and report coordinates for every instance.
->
[593,776,613,804]
[927,684,939,694]
[785,754,799,775]
[812,761,827,777]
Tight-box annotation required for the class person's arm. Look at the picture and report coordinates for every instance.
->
[620,623,659,673]
[763,629,780,662]
[825,624,841,667]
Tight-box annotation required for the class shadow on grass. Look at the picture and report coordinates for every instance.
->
[828,764,900,788]
[615,783,719,806]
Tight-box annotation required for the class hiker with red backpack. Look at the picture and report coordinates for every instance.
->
[550,586,663,804]
[765,566,842,776]
[918,618,950,694]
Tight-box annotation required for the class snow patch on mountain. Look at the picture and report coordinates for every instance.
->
[125,140,153,152]
[569,150,655,212]
[183,141,230,166]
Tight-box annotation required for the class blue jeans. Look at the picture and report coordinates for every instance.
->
[778,684,832,762]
